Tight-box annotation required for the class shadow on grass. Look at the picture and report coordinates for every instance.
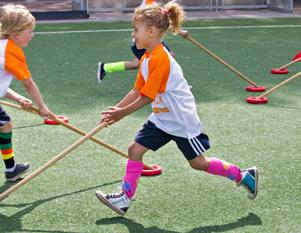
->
[96,217,179,233]
[95,213,261,233]
[0,179,121,233]
[0,179,21,193]
[13,123,46,130]
[189,213,262,233]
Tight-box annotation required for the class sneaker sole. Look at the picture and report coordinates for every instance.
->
[6,164,31,182]
[248,167,259,200]
[96,62,102,84]
[95,191,125,216]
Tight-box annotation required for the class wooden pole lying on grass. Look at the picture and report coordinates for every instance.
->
[257,72,301,98]
[0,100,153,171]
[275,57,301,71]
[178,30,259,87]
[0,122,108,201]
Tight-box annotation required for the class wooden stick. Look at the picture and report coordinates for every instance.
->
[0,100,153,170]
[0,122,107,201]
[276,57,301,70]
[0,100,40,115]
[178,30,259,87]
[258,72,301,98]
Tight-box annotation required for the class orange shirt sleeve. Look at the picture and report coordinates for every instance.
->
[4,39,31,80]
[139,51,170,100]
[146,0,155,5]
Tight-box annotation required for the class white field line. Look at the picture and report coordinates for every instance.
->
[34,24,301,35]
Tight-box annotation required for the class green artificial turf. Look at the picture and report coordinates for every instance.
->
[0,18,300,233]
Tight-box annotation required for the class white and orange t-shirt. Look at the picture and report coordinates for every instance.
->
[0,39,31,97]
[140,0,156,7]
[135,44,202,139]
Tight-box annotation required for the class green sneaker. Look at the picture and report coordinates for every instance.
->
[238,167,259,200]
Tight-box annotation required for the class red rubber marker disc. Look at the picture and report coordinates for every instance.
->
[141,165,163,176]
[245,86,266,92]
[292,52,301,61]
[246,96,268,104]
[271,68,288,75]
[44,115,69,125]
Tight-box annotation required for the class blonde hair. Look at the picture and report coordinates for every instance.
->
[133,1,185,35]
[0,4,35,39]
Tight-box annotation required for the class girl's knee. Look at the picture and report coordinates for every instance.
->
[188,156,209,171]
[127,142,146,161]
[0,122,13,133]
[128,143,138,156]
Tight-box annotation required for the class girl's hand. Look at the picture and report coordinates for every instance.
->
[19,98,32,109]
[39,105,55,118]
[100,106,125,125]
[178,29,188,37]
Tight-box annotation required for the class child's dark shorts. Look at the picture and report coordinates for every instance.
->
[0,106,11,126]
[135,121,210,160]
[131,41,172,60]
[130,44,146,60]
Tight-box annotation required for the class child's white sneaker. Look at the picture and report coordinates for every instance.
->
[95,191,131,216]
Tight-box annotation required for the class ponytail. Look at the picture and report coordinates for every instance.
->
[163,1,185,34]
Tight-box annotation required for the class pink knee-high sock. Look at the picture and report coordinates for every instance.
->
[206,157,242,183]
[122,160,144,199]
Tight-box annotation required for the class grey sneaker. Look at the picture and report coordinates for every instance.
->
[5,162,30,182]
[238,167,259,200]
[96,62,106,84]
[95,191,131,216]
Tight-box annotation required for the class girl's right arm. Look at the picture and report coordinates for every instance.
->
[116,88,141,108]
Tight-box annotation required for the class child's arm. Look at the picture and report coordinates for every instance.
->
[5,88,32,109]
[101,89,152,125]
[116,88,141,108]
[21,78,53,117]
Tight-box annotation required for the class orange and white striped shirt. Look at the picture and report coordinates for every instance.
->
[0,39,31,97]
[140,0,156,7]
[135,44,202,139]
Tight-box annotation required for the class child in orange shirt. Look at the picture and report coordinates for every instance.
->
[0,4,55,182]
[140,0,156,7]
[96,2,258,216]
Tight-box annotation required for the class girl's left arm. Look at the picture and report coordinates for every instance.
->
[21,78,54,117]
[4,88,32,108]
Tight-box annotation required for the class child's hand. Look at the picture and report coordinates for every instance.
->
[19,98,32,109]
[39,105,55,118]
[178,29,188,37]
[101,106,125,125]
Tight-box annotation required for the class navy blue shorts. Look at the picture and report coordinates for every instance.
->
[135,121,210,160]
[0,106,11,126]
[131,41,172,60]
